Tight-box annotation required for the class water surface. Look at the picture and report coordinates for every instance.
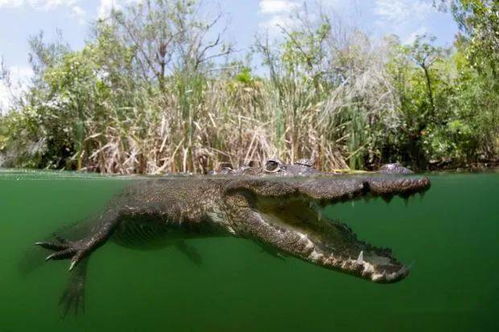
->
[0,170,498,331]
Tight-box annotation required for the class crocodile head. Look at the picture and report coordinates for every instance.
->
[221,161,430,283]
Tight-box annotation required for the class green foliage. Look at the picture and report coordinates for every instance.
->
[234,67,254,84]
[446,0,499,76]
[280,22,331,78]
[383,33,497,168]
[0,0,497,173]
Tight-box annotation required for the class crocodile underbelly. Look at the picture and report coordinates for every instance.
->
[112,215,176,249]
[111,214,219,249]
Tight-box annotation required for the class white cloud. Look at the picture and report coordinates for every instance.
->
[258,0,353,34]
[375,0,432,25]
[258,0,299,33]
[97,0,116,19]
[374,0,435,43]
[259,0,296,15]
[70,5,85,24]
[0,0,86,24]
[97,0,142,19]
[0,0,23,7]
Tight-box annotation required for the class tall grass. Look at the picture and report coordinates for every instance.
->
[78,37,398,174]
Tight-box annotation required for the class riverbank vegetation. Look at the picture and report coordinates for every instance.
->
[0,0,497,174]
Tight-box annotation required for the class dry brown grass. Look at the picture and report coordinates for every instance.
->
[81,41,397,175]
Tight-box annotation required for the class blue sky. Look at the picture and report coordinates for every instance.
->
[0,0,458,111]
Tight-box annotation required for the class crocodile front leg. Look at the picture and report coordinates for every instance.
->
[35,209,121,271]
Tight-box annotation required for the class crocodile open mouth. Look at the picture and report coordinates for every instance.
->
[227,175,430,283]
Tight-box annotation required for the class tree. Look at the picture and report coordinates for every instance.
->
[404,35,446,119]
[437,0,499,77]
[99,0,233,91]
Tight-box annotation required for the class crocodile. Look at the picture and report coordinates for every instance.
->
[32,160,430,315]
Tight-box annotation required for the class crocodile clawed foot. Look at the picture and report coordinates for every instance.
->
[35,237,93,271]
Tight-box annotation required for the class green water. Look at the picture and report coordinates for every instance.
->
[0,170,498,331]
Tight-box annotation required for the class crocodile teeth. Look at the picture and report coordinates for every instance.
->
[356,251,364,264]
[371,272,385,282]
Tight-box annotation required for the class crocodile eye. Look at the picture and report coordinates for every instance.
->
[265,159,282,173]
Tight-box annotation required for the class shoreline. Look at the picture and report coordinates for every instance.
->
[1,162,497,176]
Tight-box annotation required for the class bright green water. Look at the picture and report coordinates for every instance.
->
[0,171,498,331]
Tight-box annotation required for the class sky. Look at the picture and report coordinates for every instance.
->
[0,0,458,111]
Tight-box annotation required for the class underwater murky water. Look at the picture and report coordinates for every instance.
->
[0,170,498,331]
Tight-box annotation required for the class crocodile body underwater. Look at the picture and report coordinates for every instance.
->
[32,160,430,315]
